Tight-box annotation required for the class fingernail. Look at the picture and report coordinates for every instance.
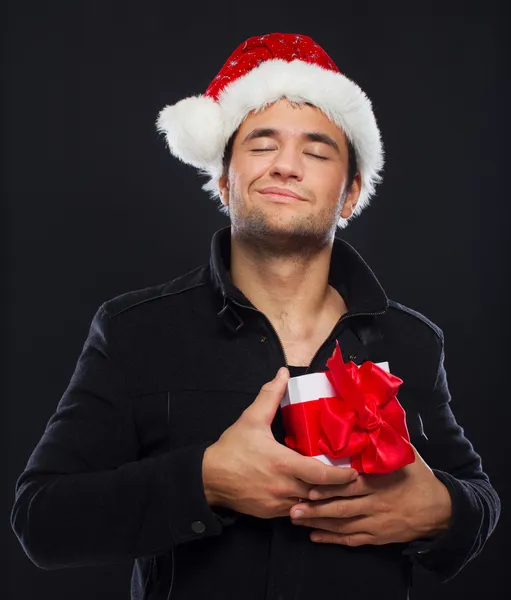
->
[278,367,289,379]
[351,471,359,481]
[293,509,304,518]
[309,490,321,500]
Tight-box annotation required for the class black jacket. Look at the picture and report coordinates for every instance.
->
[11,226,500,600]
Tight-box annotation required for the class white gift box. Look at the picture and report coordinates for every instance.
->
[280,361,390,468]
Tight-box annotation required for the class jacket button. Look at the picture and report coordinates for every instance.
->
[191,520,206,534]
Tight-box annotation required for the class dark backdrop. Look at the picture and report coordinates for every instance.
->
[4,2,510,599]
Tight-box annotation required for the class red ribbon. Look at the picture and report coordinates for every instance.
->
[281,341,415,473]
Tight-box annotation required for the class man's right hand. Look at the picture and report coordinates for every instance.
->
[202,367,358,519]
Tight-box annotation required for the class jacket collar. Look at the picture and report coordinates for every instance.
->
[210,226,389,331]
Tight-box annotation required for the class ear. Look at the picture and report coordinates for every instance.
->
[340,172,362,219]
[218,174,229,207]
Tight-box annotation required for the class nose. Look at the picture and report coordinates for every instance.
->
[269,145,304,181]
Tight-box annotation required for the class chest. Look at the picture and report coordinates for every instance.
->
[280,338,328,367]
[274,313,346,367]
[124,316,428,461]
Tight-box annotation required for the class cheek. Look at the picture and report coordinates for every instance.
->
[313,167,345,205]
[231,156,269,193]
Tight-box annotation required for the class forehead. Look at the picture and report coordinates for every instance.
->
[236,99,347,144]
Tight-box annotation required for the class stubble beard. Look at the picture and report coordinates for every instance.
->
[229,189,343,260]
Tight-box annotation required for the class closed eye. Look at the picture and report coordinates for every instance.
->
[251,149,328,160]
[305,152,328,160]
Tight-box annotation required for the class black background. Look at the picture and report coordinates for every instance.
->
[4,1,510,599]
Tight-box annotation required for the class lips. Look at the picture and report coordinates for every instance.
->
[257,187,307,201]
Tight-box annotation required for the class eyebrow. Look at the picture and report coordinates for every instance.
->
[241,128,340,153]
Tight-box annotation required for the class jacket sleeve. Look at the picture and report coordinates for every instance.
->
[403,338,501,582]
[10,304,234,570]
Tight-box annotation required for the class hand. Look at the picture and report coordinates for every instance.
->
[202,367,358,519]
[290,447,452,546]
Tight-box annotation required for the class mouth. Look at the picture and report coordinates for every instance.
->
[256,187,308,203]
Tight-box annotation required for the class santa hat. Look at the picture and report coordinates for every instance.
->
[156,33,384,227]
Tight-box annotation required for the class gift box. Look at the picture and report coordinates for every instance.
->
[280,341,415,474]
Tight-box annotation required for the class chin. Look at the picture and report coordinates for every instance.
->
[249,210,326,239]
[232,196,336,239]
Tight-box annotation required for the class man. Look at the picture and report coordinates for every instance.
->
[11,33,500,600]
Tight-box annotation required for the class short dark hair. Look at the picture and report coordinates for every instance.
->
[221,128,358,191]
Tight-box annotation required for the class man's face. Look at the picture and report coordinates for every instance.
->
[219,99,361,248]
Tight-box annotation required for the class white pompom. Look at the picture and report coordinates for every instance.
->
[156,95,225,169]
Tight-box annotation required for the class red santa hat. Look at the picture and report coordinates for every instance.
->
[156,33,384,227]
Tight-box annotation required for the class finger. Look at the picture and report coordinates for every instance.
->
[274,493,316,518]
[288,480,314,501]
[308,476,370,501]
[292,516,372,536]
[291,496,373,520]
[292,455,358,487]
[274,477,312,504]
[309,531,377,546]
[243,367,289,425]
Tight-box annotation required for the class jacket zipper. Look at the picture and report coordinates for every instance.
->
[228,297,385,374]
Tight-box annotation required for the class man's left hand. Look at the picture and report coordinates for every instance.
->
[290,447,453,547]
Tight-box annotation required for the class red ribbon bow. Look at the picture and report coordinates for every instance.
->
[282,341,415,473]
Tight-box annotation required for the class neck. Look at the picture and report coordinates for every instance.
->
[229,230,346,341]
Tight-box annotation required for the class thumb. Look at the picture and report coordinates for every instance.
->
[245,367,290,425]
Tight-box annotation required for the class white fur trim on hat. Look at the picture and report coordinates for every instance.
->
[157,59,384,228]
